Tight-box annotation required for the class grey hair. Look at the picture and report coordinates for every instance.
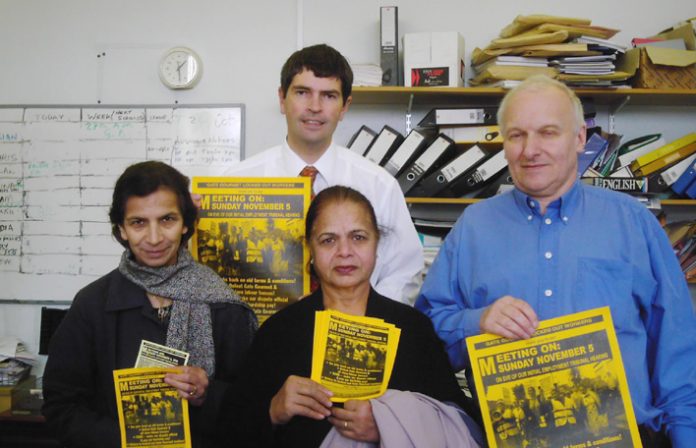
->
[496,75,585,134]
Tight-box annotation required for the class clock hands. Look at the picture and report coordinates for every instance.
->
[176,58,188,82]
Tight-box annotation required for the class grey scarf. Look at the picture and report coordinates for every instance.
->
[118,247,248,377]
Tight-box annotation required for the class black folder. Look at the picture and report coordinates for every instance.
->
[409,145,488,197]
[397,134,455,194]
[449,149,508,195]
[347,125,377,156]
[363,125,404,166]
[418,107,497,127]
[383,128,434,176]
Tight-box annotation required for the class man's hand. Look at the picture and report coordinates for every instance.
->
[269,375,333,425]
[480,295,538,340]
[164,365,209,407]
[329,399,380,443]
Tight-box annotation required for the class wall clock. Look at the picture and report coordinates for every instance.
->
[158,47,202,90]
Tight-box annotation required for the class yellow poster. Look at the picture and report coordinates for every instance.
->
[192,177,311,323]
[113,367,191,448]
[466,307,641,448]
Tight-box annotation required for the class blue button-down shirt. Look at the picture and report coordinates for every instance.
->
[416,181,696,445]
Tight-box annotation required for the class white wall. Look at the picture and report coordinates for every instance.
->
[1,0,695,373]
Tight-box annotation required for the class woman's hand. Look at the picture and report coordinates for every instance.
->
[164,366,209,407]
[270,375,333,425]
[329,399,379,443]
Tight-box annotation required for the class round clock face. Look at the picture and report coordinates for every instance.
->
[159,47,202,89]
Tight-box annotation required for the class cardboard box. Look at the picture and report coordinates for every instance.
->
[633,47,696,89]
[403,32,465,87]
[631,22,696,89]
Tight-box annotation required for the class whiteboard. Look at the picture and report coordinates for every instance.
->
[0,104,244,302]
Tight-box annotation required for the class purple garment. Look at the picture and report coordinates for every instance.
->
[319,390,480,448]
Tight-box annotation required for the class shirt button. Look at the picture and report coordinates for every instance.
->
[527,215,533,221]
[544,289,553,297]
[562,216,569,222]
[544,218,552,225]
[545,251,553,259]
[530,202,536,208]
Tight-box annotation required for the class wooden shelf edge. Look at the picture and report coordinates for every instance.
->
[661,199,696,206]
[351,86,696,106]
[406,197,480,204]
[407,197,696,206]
[353,86,696,95]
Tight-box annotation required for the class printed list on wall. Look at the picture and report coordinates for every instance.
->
[0,105,243,302]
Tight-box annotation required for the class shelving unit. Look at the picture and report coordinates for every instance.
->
[352,86,696,211]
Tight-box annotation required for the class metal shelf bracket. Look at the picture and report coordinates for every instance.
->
[405,93,414,134]
[608,95,631,134]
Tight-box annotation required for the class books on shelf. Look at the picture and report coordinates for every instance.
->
[583,177,649,193]
[578,133,609,176]
[351,64,383,87]
[630,133,696,174]
[670,155,696,196]
[631,140,696,177]
[616,134,665,169]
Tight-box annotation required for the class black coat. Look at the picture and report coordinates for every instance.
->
[222,288,480,447]
[42,269,256,448]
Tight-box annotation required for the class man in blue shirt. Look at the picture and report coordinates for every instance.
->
[415,75,696,447]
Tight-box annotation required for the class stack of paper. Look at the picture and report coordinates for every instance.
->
[351,64,383,87]
[471,14,634,87]
[550,54,617,75]
[311,310,401,402]
[0,338,36,385]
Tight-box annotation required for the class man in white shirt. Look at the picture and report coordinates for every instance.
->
[224,44,423,303]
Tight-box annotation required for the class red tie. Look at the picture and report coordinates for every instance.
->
[299,165,319,199]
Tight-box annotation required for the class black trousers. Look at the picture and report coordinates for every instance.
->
[639,425,671,448]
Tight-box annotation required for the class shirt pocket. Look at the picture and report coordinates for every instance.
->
[574,257,636,332]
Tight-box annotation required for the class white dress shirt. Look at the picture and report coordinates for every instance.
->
[224,141,424,303]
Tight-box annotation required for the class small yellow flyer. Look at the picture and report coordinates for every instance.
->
[113,367,191,448]
[311,310,401,402]
[192,177,311,324]
[466,307,641,448]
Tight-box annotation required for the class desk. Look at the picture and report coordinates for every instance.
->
[0,411,62,447]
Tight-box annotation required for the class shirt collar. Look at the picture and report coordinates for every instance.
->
[281,140,336,189]
[512,180,582,224]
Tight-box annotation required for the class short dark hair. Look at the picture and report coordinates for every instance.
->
[280,44,353,104]
[109,161,197,248]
